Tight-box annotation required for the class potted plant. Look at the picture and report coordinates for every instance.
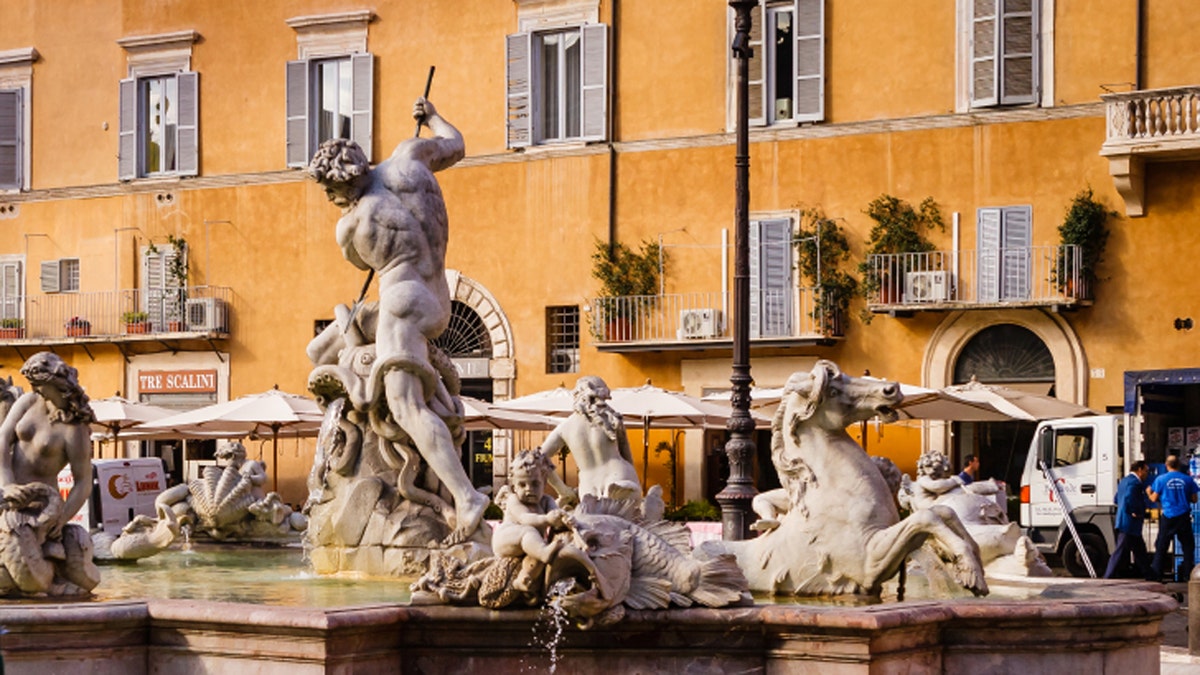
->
[1053,187,1116,300]
[65,316,91,337]
[796,208,858,336]
[855,194,945,322]
[590,237,664,340]
[0,317,24,339]
[122,310,150,334]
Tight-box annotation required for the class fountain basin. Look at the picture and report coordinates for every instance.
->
[0,579,1174,674]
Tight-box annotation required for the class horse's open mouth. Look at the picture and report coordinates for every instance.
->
[875,405,900,422]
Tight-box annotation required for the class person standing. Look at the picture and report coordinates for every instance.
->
[1148,455,1199,581]
[957,454,979,486]
[1103,460,1152,579]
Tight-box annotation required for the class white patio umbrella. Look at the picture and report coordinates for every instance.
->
[941,378,1095,421]
[888,382,1015,422]
[459,396,560,431]
[89,396,177,458]
[138,387,325,491]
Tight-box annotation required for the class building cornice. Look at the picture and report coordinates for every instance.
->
[116,30,200,52]
[0,47,39,66]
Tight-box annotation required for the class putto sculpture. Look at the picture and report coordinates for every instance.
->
[0,352,99,596]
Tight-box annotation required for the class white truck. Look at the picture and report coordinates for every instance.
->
[56,457,168,535]
[1018,414,1129,577]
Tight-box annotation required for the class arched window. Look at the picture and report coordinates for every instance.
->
[953,323,1053,385]
[433,301,493,359]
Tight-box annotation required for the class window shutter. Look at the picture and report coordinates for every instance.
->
[750,218,793,338]
[142,245,177,325]
[1000,205,1032,300]
[747,2,766,126]
[40,260,61,294]
[118,78,137,180]
[286,60,310,168]
[793,0,824,122]
[506,33,532,149]
[0,261,22,320]
[970,0,998,107]
[580,24,609,142]
[976,207,1002,302]
[999,0,1037,104]
[350,53,374,162]
[176,72,199,176]
[0,89,20,189]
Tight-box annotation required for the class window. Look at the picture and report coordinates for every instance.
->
[0,258,22,320]
[1043,427,1093,468]
[738,0,824,127]
[285,54,373,167]
[969,0,1039,107]
[506,24,608,148]
[40,258,79,294]
[0,47,38,191]
[750,218,794,337]
[977,206,1031,302]
[546,306,580,374]
[142,243,185,327]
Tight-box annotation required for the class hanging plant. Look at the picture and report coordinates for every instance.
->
[855,194,944,322]
[795,208,858,336]
[1053,187,1116,296]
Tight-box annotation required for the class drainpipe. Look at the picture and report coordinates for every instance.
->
[1135,0,1145,90]
[606,0,619,254]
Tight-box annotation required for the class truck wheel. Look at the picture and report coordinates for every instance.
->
[1062,533,1107,578]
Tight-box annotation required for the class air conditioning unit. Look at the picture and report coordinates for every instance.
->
[679,308,720,339]
[905,271,951,303]
[185,298,228,332]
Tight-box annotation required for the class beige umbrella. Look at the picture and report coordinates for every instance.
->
[89,396,177,458]
[138,387,324,491]
[941,377,1095,421]
[459,396,560,431]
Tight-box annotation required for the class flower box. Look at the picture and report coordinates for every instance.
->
[0,328,24,339]
[66,326,91,337]
[125,322,151,335]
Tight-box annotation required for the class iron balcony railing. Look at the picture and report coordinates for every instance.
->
[0,286,232,342]
[862,245,1088,311]
[1102,85,1200,154]
[590,288,840,346]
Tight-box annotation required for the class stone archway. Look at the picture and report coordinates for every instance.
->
[444,270,517,484]
[922,308,1088,457]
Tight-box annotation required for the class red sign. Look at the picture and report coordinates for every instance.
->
[138,369,218,393]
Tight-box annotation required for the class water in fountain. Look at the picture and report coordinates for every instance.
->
[524,577,576,674]
[179,524,192,554]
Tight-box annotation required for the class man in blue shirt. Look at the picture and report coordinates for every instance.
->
[1103,460,1152,579]
[957,454,978,486]
[1148,455,1199,581]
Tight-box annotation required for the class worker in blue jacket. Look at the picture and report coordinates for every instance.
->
[1103,460,1152,579]
[1148,455,1200,581]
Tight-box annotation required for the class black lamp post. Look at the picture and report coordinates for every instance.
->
[717,0,759,541]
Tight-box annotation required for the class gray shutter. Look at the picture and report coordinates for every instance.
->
[751,219,793,337]
[0,89,20,189]
[39,260,60,294]
[0,261,22,320]
[793,0,824,122]
[999,0,1037,104]
[118,78,137,180]
[176,72,199,176]
[580,24,608,142]
[970,0,998,107]
[506,33,532,149]
[350,53,374,162]
[747,2,766,126]
[286,60,310,167]
[142,245,173,326]
[977,208,1001,302]
[1000,206,1032,300]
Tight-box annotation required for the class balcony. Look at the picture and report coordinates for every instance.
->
[1101,86,1200,216]
[589,289,841,352]
[863,246,1089,316]
[0,286,232,358]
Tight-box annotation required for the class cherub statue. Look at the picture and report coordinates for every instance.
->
[492,448,570,593]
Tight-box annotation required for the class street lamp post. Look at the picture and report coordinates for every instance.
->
[717,0,759,541]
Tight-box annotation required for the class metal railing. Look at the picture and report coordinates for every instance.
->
[1103,86,1200,151]
[0,286,232,342]
[862,245,1088,309]
[589,288,838,345]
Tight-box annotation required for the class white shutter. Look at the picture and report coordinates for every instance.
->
[977,207,1001,302]
[579,24,608,142]
[793,0,824,122]
[176,72,199,176]
[40,260,61,294]
[1000,206,1032,300]
[747,2,766,126]
[0,89,20,189]
[350,53,374,162]
[285,60,310,167]
[142,245,175,326]
[999,0,1037,104]
[118,78,137,180]
[970,0,998,107]
[506,33,532,149]
[0,261,22,320]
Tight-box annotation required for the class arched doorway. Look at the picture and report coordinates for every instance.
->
[951,323,1054,488]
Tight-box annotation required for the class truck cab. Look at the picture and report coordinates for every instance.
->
[1019,415,1124,577]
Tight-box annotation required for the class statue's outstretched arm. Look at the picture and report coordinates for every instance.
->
[406,98,465,171]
